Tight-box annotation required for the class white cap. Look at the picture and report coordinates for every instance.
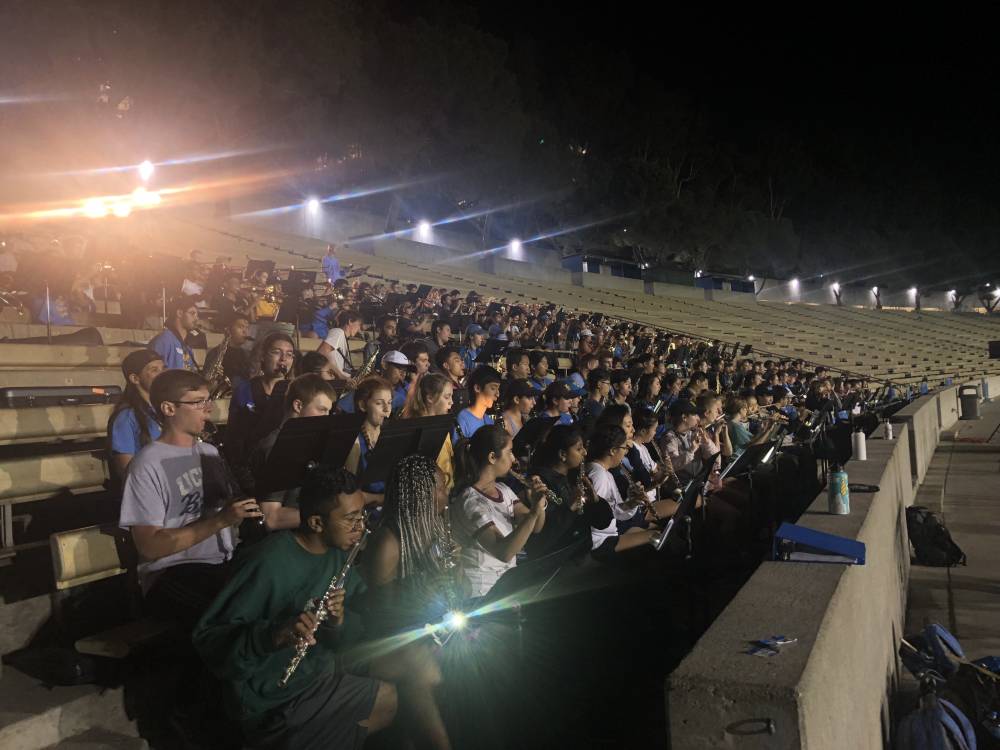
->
[381,350,413,368]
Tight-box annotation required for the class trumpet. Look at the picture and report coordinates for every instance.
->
[278,527,370,687]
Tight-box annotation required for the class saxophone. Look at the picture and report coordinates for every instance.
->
[206,333,232,400]
[341,346,380,393]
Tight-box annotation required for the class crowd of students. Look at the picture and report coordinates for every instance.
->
[103,273,876,749]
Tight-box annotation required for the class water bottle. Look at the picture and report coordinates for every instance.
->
[885,421,894,440]
[851,428,867,461]
[828,464,850,515]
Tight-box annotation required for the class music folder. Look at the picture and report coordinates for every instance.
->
[257,413,364,496]
[475,337,509,364]
[773,522,866,565]
[360,415,454,487]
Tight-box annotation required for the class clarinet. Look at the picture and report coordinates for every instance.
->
[278,527,370,688]
[619,462,660,521]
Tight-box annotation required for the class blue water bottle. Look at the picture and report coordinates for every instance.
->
[828,464,850,515]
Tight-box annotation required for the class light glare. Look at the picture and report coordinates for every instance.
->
[307,197,320,212]
[832,282,841,292]
[138,160,154,182]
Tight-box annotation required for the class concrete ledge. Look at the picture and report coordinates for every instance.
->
[668,426,912,749]
[891,394,943,486]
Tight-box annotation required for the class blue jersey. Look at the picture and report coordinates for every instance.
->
[322,255,343,284]
[149,329,198,372]
[454,409,494,442]
[110,405,162,455]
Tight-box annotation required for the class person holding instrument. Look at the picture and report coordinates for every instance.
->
[119,370,263,629]
[344,377,393,509]
[451,425,548,599]
[193,466,448,750]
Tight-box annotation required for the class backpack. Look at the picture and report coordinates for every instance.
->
[906,506,967,567]
[897,676,978,750]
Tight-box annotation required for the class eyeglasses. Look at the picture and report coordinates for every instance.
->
[339,515,366,531]
[170,398,214,410]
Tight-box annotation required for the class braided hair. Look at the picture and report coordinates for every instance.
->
[383,454,444,580]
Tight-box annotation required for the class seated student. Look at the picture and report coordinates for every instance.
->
[338,351,412,414]
[203,312,253,391]
[364,315,399,363]
[299,350,338,380]
[539,381,576,426]
[632,372,662,413]
[502,348,531,390]
[345,376,394,509]
[435,345,467,391]
[725,396,779,458]
[696,392,733,461]
[527,350,553,392]
[631,407,682,513]
[317,310,362,382]
[193,467,451,750]
[400,340,432,387]
[108,349,165,478]
[226,332,296,465]
[460,324,486,372]
[251,374,336,530]
[579,368,611,429]
[450,425,548,599]
[454,365,502,441]
[524,424,597,559]
[399,373,457,490]
[659,400,715,482]
[568,353,599,392]
[498,378,538,438]
[610,369,633,407]
[585,426,660,555]
[149,295,201,372]
[119,370,263,628]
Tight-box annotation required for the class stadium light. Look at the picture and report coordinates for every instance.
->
[832,282,841,293]
[82,198,108,218]
[510,238,522,253]
[307,197,320,212]
[994,288,1000,298]
[747,274,755,281]
[790,277,799,286]
[949,289,956,297]
[872,286,879,295]
[694,269,702,278]
[909,286,917,296]
[416,220,432,241]
[111,201,132,218]
[138,160,154,182]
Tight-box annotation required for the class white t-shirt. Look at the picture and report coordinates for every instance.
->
[632,442,658,505]
[586,462,637,522]
[451,483,519,598]
[323,327,351,375]
[181,279,208,307]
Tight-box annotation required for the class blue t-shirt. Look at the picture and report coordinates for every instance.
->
[529,376,550,392]
[322,255,343,284]
[149,329,199,372]
[307,305,337,339]
[110,405,162,455]
[357,433,385,494]
[460,347,480,373]
[454,410,494,442]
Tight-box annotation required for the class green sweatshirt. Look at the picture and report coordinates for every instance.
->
[192,531,366,723]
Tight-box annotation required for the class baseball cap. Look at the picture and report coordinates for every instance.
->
[579,329,594,337]
[122,349,163,379]
[560,379,587,398]
[544,381,574,400]
[381,350,414,369]
[466,324,486,337]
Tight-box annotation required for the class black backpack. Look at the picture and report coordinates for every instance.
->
[906,506,967,567]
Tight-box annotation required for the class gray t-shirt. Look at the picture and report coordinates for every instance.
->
[119,440,235,588]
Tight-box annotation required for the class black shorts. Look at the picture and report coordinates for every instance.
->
[250,671,380,750]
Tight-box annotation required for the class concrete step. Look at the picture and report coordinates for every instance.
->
[46,729,148,749]
[0,667,137,750]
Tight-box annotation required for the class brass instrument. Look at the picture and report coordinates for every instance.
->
[278,527,370,688]
[340,347,380,393]
[205,332,232,400]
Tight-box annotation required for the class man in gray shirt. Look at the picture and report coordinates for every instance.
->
[119,370,262,628]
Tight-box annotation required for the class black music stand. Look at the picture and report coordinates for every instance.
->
[653,451,720,553]
[257,413,364,496]
[475,338,509,365]
[360,415,454,487]
[244,258,276,281]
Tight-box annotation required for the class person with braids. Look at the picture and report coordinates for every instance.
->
[450,424,549,598]
[108,349,165,478]
[345,376,393,509]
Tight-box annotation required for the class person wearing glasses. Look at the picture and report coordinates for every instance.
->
[225,332,296,465]
[119,369,263,629]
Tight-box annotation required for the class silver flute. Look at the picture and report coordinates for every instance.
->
[278,527,370,687]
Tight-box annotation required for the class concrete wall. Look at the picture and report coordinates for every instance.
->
[668,428,913,749]
[890,392,950,486]
[645,281,709,301]
[494,258,574,286]
[577,270,646,294]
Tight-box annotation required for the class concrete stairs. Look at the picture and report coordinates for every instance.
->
[0,666,139,750]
